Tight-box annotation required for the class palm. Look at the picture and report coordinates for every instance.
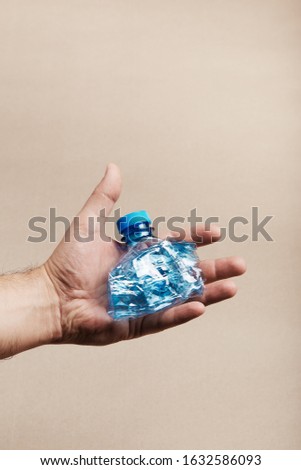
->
[45,164,246,346]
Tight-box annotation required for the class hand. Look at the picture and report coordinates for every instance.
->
[43,163,246,347]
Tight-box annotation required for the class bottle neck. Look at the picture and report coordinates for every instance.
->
[121,222,154,245]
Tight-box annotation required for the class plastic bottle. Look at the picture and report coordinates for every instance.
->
[108,211,204,320]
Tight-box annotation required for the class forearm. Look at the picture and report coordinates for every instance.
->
[0,266,62,359]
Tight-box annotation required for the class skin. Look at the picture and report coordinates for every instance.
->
[0,163,246,359]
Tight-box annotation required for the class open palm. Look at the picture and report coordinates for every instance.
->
[44,164,246,347]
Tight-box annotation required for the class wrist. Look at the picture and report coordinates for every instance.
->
[37,265,62,345]
[0,266,62,359]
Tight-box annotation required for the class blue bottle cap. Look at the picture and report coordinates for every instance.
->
[117,210,152,235]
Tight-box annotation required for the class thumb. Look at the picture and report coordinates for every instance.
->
[80,163,122,218]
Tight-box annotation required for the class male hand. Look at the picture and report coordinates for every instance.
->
[43,164,246,347]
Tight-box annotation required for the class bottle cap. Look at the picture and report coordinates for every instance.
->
[117,210,151,235]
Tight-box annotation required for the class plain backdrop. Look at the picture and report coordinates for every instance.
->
[0,0,300,450]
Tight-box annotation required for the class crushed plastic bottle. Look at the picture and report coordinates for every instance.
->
[108,211,204,320]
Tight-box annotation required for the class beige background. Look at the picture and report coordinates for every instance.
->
[0,0,300,450]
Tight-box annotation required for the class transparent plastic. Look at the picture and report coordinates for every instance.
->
[108,236,204,320]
